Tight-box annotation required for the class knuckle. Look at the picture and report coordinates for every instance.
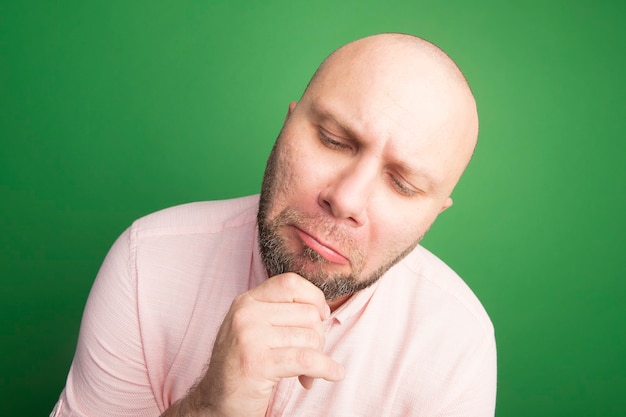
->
[229,308,245,328]
[305,329,323,349]
[229,304,254,331]
[231,293,249,310]
[302,304,321,322]
[295,349,316,369]
[232,325,254,347]
[278,272,300,292]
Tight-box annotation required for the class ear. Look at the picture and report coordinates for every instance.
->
[440,197,453,213]
[285,101,298,122]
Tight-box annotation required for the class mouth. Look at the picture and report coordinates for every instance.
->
[294,227,350,265]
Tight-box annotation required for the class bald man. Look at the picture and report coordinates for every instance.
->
[52,34,496,417]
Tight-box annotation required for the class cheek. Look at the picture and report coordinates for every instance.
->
[366,203,437,255]
[371,220,419,254]
[268,141,321,210]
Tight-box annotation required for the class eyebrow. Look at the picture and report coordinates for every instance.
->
[396,165,441,193]
[310,100,356,137]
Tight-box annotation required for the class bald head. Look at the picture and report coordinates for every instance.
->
[307,33,472,95]
[298,33,479,195]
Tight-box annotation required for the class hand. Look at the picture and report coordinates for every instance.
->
[183,273,345,417]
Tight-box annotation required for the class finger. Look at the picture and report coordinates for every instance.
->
[259,301,327,328]
[227,299,325,335]
[224,305,325,350]
[268,347,345,383]
[266,325,325,351]
[249,273,330,319]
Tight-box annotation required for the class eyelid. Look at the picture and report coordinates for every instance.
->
[319,128,352,150]
[389,172,422,197]
[391,176,416,196]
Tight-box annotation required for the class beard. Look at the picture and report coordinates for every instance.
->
[257,141,422,301]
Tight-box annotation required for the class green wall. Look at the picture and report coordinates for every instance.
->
[2,1,625,415]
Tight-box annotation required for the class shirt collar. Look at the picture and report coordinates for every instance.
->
[328,280,380,326]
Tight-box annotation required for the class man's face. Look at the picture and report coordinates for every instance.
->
[258,42,475,303]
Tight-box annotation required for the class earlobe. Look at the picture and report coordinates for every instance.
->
[285,101,298,122]
[440,197,453,213]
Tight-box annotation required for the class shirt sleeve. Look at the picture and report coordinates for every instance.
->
[434,335,497,417]
[51,227,161,417]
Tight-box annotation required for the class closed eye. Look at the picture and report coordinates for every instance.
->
[390,175,419,197]
[318,130,352,151]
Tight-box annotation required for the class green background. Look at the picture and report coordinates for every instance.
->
[2,1,624,415]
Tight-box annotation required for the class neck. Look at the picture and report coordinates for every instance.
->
[327,294,352,313]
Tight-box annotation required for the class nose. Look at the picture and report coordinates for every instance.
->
[318,160,376,226]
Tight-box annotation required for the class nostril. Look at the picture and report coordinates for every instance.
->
[317,192,333,213]
[318,188,367,227]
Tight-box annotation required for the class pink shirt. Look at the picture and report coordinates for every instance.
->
[51,195,496,417]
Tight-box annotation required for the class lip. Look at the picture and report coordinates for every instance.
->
[294,227,350,265]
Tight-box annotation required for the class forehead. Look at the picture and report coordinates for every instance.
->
[299,48,477,190]
[305,56,462,144]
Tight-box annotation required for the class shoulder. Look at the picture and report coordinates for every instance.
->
[342,245,496,414]
[130,194,260,239]
[384,245,494,336]
[122,194,262,291]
